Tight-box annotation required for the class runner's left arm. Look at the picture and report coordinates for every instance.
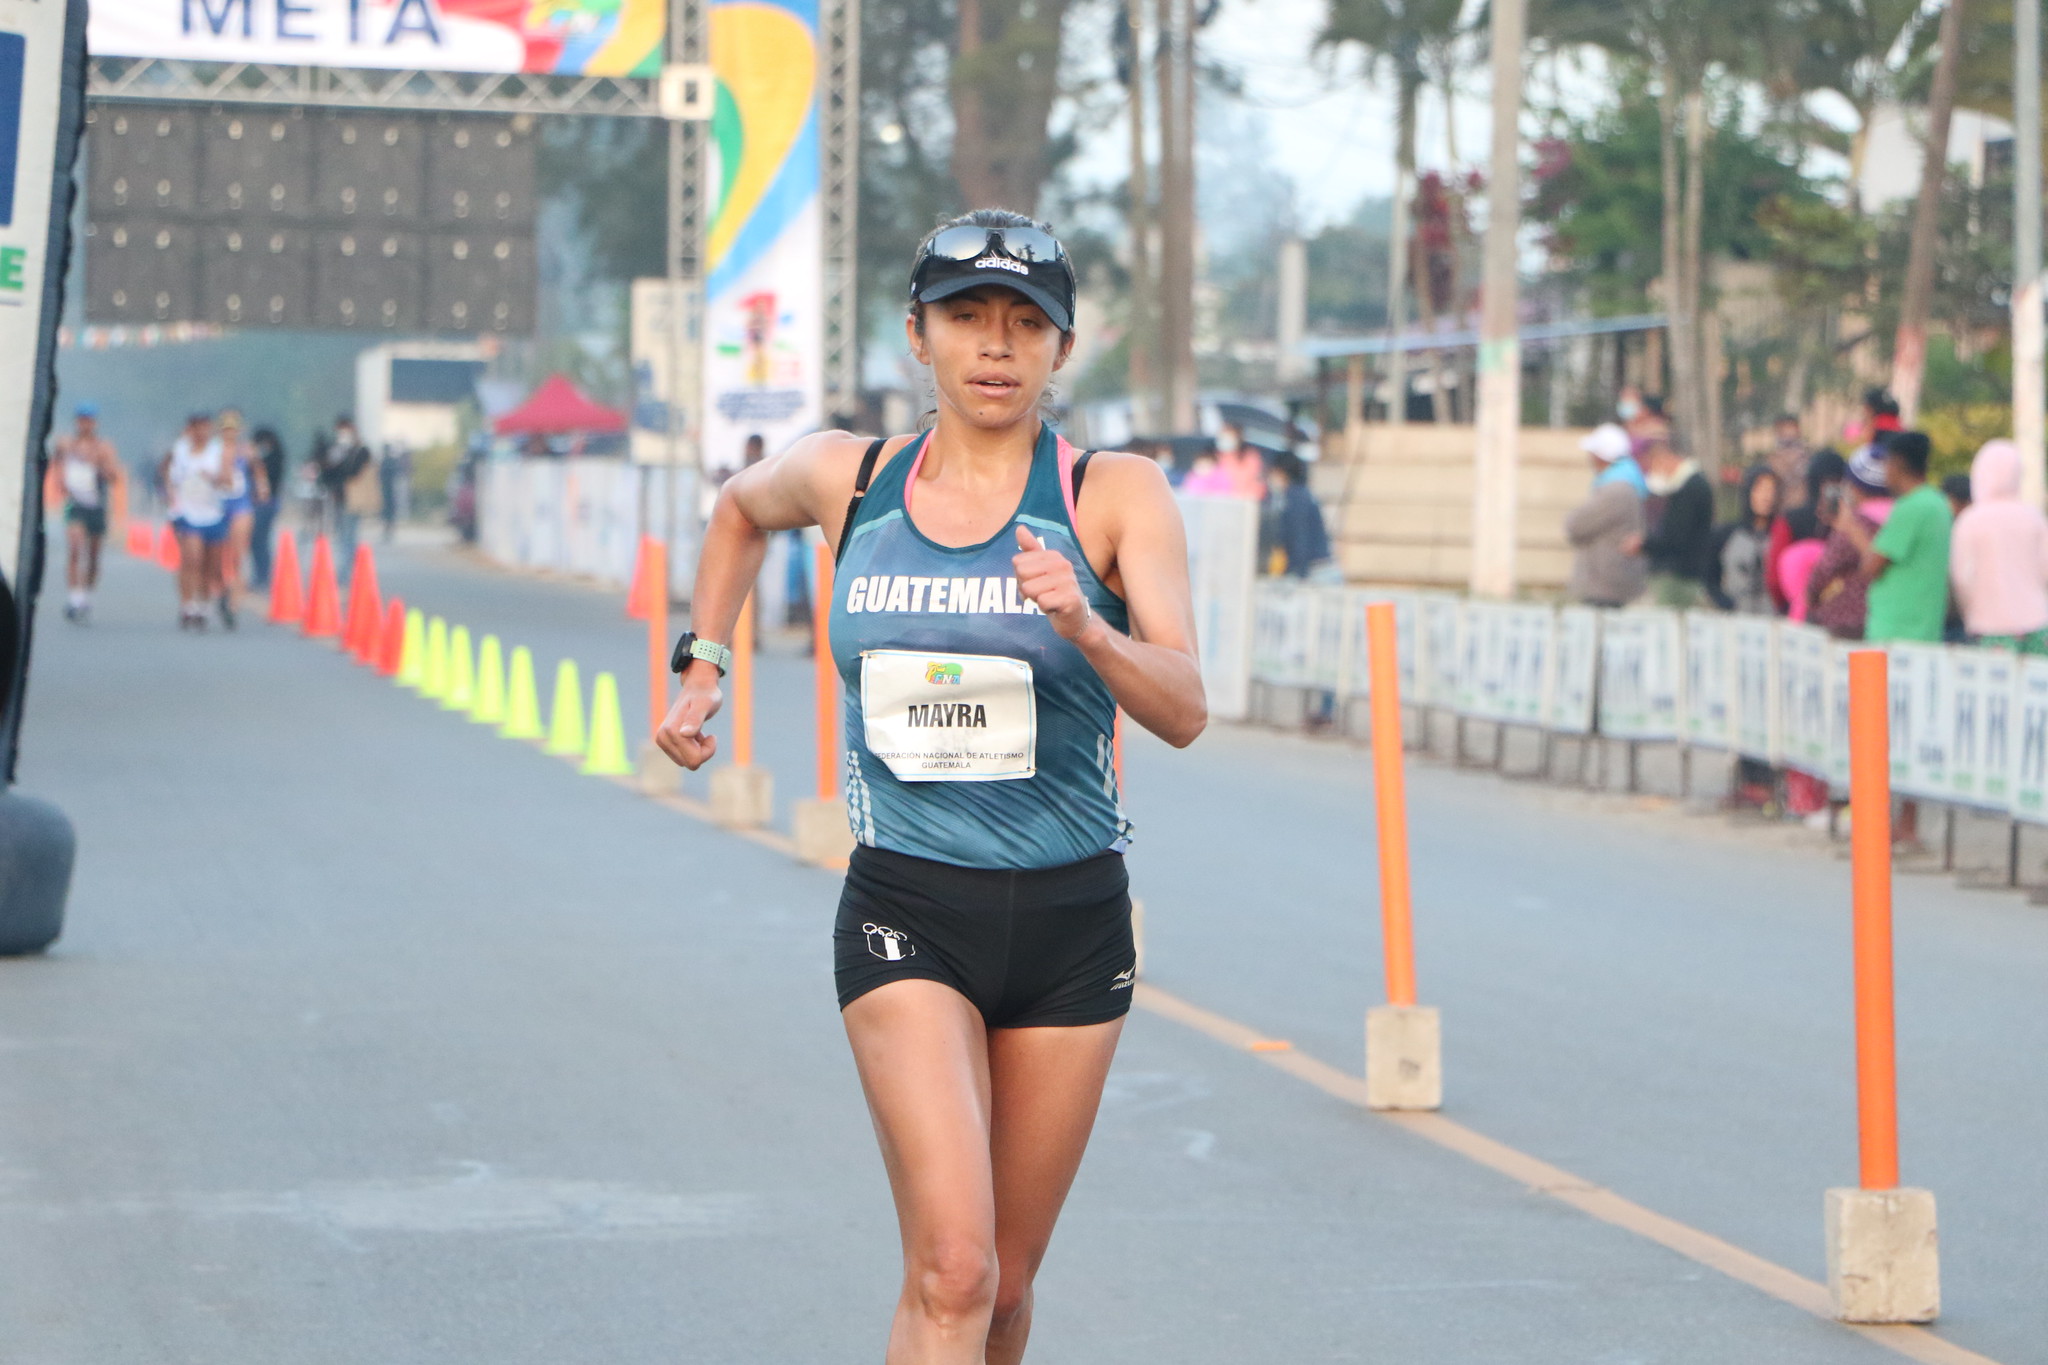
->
[1012,456,1206,748]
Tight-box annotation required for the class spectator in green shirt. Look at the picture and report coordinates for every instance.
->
[1845,431,1953,643]
[1830,428,1953,849]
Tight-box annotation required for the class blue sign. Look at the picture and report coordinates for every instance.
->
[0,31,22,227]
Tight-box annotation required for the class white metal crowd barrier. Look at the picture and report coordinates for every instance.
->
[1251,581,2048,823]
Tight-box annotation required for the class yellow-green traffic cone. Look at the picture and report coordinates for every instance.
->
[500,645,544,740]
[442,625,476,711]
[544,658,586,756]
[396,609,427,690]
[470,634,507,724]
[581,671,635,776]
[422,616,450,700]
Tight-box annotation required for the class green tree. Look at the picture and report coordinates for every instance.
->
[1318,0,1468,420]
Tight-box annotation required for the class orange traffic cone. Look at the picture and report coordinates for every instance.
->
[156,523,180,571]
[126,522,149,558]
[376,598,407,675]
[268,531,304,625]
[625,536,653,620]
[302,536,341,638]
[342,545,381,658]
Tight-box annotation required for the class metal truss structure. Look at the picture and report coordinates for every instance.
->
[86,57,660,117]
[88,0,861,424]
[819,0,860,422]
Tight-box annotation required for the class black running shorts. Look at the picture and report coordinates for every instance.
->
[834,845,1135,1029]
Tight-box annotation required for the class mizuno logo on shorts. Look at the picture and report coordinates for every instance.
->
[974,254,1029,275]
[1110,967,1135,990]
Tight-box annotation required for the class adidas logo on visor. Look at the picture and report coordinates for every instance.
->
[973,254,1030,276]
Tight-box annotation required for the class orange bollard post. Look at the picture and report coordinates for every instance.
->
[268,531,304,625]
[813,548,836,802]
[708,593,773,827]
[1367,603,1418,1008]
[632,539,678,793]
[646,538,668,738]
[733,593,756,768]
[302,536,341,638]
[625,536,652,620]
[1362,600,1440,1111]
[1848,648,1899,1191]
[1824,648,1940,1322]
[792,542,852,864]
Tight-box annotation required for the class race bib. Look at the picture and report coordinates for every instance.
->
[860,649,1037,782]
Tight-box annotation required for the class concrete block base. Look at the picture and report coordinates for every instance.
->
[635,740,680,796]
[1826,1187,1939,1322]
[1365,1004,1442,1111]
[793,798,856,866]
[709,765,773,828]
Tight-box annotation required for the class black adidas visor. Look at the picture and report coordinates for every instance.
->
[910,226,1075,333]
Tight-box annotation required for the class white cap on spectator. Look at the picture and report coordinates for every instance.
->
[1581,422,1632,464]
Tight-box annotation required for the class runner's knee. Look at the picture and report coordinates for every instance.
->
[909,1235,998,1324]
[989,1274,1032,1333]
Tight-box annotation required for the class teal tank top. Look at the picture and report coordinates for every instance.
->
[830,425,1131,870]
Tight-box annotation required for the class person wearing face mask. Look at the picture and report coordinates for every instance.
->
[1213,422,1265,500]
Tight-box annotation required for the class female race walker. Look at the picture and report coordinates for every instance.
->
[656,208,1205,1363]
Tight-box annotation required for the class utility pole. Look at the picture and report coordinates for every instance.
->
[1470,0,1523,599]
[1892,0,1965,425]
[2018,0,2045,509]
[1125,0,1156,435]
[1155,0,1197,432]
[1387,163,1411,428]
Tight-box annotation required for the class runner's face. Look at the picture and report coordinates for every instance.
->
[910,286,1071,429]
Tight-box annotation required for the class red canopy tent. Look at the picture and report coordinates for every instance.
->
[492,374,627,436]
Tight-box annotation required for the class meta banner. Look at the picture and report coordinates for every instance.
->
[87,0,663,75]
[699,0,822,480]
[0,0,86,778]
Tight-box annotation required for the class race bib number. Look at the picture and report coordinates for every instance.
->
[860,649,1037,782]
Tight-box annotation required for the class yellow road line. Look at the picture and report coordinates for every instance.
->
[1133,983,2004,1365]
[600,744,1998,1365]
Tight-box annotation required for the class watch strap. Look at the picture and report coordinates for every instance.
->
[670,632,732,676]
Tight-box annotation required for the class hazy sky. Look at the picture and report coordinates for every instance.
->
[1063,0,1502,231]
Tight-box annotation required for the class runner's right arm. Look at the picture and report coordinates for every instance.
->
[654,430,870,770]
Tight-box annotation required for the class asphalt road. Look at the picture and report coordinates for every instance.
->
[1,536,2038,1363]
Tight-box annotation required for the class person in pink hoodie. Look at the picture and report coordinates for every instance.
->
[1951,438,2048,652]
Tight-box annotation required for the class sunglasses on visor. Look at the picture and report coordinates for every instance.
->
[917,225,1070,270]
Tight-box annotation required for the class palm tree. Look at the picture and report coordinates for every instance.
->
[1319,0,1468,425]
[1532,0,1768,474]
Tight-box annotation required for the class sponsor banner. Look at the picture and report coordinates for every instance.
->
[1777,623,1831,778]
[1978,650,2018,810]
[1683,613,1733,750]
[1731,617,1777,761]
[1419,594,1461,709]
[629,278,700,465]
[1947,648,1986,805]
[1177,495,1256,722]
[2010,655,2048,824]
[87,0,663,75]
[700,0,822,479]
[1599,610,1683,741]
[477,457,699,590]
[1549,607,1600,735]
